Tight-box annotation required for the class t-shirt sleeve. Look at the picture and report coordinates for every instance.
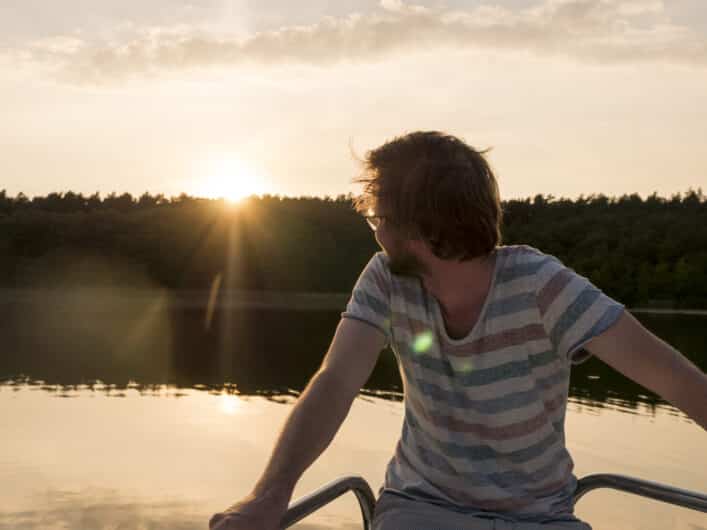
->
[341,252,393,345]
[536,255,625,365]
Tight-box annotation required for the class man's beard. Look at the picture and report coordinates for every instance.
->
[387,247,425,277]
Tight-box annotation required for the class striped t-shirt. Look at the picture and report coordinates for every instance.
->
[342,244,624,524]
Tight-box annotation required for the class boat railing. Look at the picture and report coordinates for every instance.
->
[281,473,707,529]
[280,476,376,530]
[572,473,707,513]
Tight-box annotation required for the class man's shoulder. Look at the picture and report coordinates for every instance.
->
[367,251,392,275]
[372,251,389,265]
[358,252,394,290]
[498,244,554,266]
[495,245,561,289]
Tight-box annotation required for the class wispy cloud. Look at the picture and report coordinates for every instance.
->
[13,0,707,84]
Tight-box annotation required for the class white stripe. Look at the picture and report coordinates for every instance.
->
[558,296,612,358]
[358,275,388,303]
[407,396,563,454]
[403,374,569,428]
[396,437,573,502]
[402,423,572,478]
[542,274,587,336]
[484,307,541,334]
[402,345,566,399]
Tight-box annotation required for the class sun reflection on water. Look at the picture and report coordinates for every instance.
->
[219,392,242,415]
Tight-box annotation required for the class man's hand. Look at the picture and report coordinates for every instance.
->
[209,489,290,530]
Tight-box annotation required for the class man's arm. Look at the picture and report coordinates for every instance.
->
[210,317,387,530]
[585,310,707,431]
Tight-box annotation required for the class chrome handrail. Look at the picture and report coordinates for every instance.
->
[281,475,376,529]
[573,473,707,513]
[281,473,707,529]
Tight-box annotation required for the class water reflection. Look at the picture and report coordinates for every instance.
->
[2,295,706,530]
[0,489,204,530]
[0,386,398,530]
[0,488,364,530]
[0,292,705,413]
[2,384,704,530]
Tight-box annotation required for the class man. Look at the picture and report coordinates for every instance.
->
[210,131,707,530]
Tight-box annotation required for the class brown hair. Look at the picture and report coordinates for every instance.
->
[353,131,502,260]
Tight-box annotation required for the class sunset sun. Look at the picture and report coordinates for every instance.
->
[196,157,270,203]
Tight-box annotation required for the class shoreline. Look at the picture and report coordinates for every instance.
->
[0,288,706,314]
[629,308,707,316]
[0,287,350,311]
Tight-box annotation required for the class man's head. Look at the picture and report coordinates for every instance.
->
[354,131,502,274]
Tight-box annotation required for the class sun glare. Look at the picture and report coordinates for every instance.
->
[196,157,270,203]
[219,392,242,415]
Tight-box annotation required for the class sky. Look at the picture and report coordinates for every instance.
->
[1,0,706,200]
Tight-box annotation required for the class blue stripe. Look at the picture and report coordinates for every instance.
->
[405,411,562,464]
[550,287,601,348]
[537,369,569,391]
[408,367,567,414]
[384,456,406,488]
[407,348,562,386]
[485,292,537,319]
[412,375,566,414]
[384,457,446,503]
[407,435,570,489]
[351,289,388,318]
[495,256,552,285]
[568,302,624,354]
[401,420,459,476]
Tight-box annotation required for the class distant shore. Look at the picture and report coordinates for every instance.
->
[629,307,707,316]
[0,288,706,315]
[0,288,350,311]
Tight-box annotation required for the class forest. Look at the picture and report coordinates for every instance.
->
[1,189,706,308]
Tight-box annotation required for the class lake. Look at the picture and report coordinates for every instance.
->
[1,290,706,530]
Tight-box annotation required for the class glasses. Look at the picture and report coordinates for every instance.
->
[364,215,385,231]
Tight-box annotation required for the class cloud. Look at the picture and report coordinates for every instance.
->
[380,0,406,12]
[12,0,707,84]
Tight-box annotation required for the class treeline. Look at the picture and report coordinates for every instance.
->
[1,189,706,307]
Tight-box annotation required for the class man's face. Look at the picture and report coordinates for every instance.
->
[374,214,426,277]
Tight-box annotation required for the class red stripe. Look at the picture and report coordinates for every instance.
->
[537,269,573,315]
[446,323,546,356]
[526,461,573,496]
[407,392,566,440]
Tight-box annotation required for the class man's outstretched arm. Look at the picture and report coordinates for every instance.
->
[585,310,707,431]
[210,317,387,530]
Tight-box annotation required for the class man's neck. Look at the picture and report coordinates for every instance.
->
[418,251,496,311]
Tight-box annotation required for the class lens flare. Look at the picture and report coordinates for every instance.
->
[412,330,434,354]
[457,359,474,373]
[205,273,222,330]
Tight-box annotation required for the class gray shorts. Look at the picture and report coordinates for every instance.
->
[372,492,593,530]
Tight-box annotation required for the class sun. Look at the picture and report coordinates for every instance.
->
[196,156,269,203]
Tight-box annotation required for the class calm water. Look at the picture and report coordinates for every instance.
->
[1,292,706,530]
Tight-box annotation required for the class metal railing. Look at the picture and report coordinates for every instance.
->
[573,473,707,513]
[281,474,707,529]
[281,476,376,529]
